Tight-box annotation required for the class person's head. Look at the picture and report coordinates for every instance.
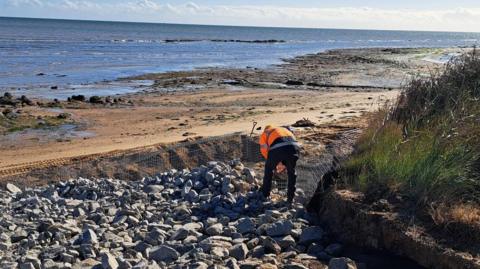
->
[264,125,274,133]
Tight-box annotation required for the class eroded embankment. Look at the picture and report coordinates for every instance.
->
[303,126,480,269]
[313,190,480,269]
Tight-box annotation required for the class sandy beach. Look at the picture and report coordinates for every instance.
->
[0,47,457,172]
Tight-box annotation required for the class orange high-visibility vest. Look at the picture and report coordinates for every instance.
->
[259,126,297,159]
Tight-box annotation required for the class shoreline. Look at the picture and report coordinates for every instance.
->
[0,47,459,170]
[0,46,467,99]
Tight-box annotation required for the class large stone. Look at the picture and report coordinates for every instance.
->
[19,263,35,269]
[325,243,343,257]
[211,247,229,258]
[276,235,296,249]
[206,223,223,236]
[6,183,22,194]
[299,226,324,245]
[236,218,256,234]
[183,222,202,231]
[250,246,265,258]
[144,185,164,194]
[243,168,256,183]
[265,220,293,237]
[101,252,119,269]
[11,230,28,243]
[81,229,98,244]
[226,258,240,269]
[149,245,180,263]
[262,237,281,254]
[188,262,209,269]
[199,236,233,252]
[239,259,262,269]
[170,228,189,241]
[283,263,309,269]
[328,258,357,269]
[307,243,324,256]
[229,243,248,261]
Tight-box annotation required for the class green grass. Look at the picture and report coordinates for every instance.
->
[0,114,72,134]
[341,49,480,212]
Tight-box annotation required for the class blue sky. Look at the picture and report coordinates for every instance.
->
[1,0,480,32]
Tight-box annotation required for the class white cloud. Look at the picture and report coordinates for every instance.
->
[6,0,44,7]
[2,0,480,32]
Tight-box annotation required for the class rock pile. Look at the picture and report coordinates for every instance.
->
[0,161,357,269]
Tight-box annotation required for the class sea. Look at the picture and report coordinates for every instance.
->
[1,17,480,99]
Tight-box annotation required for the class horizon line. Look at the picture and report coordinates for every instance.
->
[1,15,479,35]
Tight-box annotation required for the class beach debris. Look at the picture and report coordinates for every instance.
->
[0,93,32,106]
[286,80,304,86]
[0,160,350,268]
[89,95,104,104]
[182,132,197,137]
[57,113,71,119]
[70,95,86,102]
[292,118,316,127]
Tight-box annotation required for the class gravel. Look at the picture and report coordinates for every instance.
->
[0,161,356,269]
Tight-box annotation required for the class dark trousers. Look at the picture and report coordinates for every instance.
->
[262,145,299,201]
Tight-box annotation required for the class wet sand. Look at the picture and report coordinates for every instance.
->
[0,47,459,171]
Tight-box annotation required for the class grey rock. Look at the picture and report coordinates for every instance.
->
[11,230,28,243]
[199,236,233,251]
[206,223,223,236]
[42,259,60,269]
[307,243,324,256]
[211,247,229,258]
[73,207,86,217]
[238,259,262,269]
[276,235,296,249]
[205,172,215,182]
[0,242,11,251]
[236,218,255,234]
[144,185,164,194]
[183,222,202,231]
[225,258,240,269]
[246,238,259,249]
[262,237,281,254]
[284,263,309,269]
[228,243,248,261]
[6,183,22,194]
[265,220,293,237]
[242,168,256,183]
[145,228,166,245]
[149,245,180,263]
[188,262,209,269]
[81,229,98,244]
[80,243,96,259]
[170,228,189,241]
[250,246,265,259]
[328,257,357,269]
[325,243,343,257]
[18,263,35,269]
[299,226,323,245]
[101,252,119,269]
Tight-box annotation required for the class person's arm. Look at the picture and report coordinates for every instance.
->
[259,132,268,159]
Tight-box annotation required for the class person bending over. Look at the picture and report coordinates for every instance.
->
[259,125,300,203]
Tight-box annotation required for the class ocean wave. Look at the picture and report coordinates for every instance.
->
[110,39,286,44]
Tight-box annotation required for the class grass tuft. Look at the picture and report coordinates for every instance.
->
[341,49,480,230]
